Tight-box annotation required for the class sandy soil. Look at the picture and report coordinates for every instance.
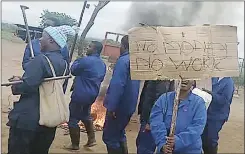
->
[1,39,244,153]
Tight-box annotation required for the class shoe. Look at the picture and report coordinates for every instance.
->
[64,127,80,150]
[83,120,96,147]
[120,141,128,154]
[107,146,122,154]
[202,145,218,154]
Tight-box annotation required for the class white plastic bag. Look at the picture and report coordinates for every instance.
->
[39,55,69,127]
[192,88,212,108]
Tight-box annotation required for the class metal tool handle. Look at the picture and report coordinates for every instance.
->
[20,5,34,58]
[1,75,72,87]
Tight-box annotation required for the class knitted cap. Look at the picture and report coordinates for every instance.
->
[44,25,76,48]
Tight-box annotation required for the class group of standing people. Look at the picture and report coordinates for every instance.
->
[7,18,235,154]
[136,76,234,154]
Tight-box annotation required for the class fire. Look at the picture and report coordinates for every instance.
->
[91,96,106,127]
[59,97,106,134]
[59,86,108,134]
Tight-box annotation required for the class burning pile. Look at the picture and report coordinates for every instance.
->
[59,74,111,135]
[91,96,106,127]
[59,94,107,135]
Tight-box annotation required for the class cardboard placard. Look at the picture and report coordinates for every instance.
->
[128,25,239,80]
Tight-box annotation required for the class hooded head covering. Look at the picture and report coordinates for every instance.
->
[43,25,76,48]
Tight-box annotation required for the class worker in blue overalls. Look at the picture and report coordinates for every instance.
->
[136,80,175,154]
[102,35,140,154]
[202,77,235,154]
[65,41,106,150]
[7,25,73,154]
[22,17,70,92]
[150,80,207,154]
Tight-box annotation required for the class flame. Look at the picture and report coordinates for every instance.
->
[91,96,106,127]
[59,96,106,133]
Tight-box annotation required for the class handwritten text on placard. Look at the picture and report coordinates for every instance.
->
[128,25,239,80]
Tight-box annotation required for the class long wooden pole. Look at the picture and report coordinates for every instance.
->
[169,79,182,136]
[69,0,87,62]
[2,2,88,87]
[167,79,182,154]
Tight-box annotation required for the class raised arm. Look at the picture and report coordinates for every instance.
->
[70,58,87,76]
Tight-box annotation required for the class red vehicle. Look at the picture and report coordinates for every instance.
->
[102,31,125,64]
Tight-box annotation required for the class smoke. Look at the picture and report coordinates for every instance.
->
[122,2,242,30]
[181,2,203,26]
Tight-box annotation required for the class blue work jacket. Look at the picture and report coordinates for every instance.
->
[7,51,69,131]
[150,91,207,154]
[103,51,140,115]
[22,39,70,92]
[207,77,234,121]
[70,53,106,104]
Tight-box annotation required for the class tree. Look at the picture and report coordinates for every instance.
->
[39,10,78,27]
[39,10,79,54]
[78,1,110,56]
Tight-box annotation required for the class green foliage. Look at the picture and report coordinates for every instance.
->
[39,10,78,27]
[67,36,90,55]
[233,60,244,86]
[1,22,23,43]
[233,74,244,86]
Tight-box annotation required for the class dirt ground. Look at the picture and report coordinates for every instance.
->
[1,39,244,153]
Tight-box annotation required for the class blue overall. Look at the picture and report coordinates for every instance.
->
[68,53,106,128]
[150,92,207,154]
[22,39,69,92]
[7,51,69,154]
[136,80,175,154]
[102,51,140,149]
[202,77,234,148]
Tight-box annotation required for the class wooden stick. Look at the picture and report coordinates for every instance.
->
[1,75,72,87]
[69,0,87,62]
[169,79,182,136]
[3,2,88,88]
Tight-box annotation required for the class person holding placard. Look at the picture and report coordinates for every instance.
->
[201,77,235,154]
[150,80,207,154]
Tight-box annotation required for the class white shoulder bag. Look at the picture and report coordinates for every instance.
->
[192,88,212,108]
[39,55,70,127]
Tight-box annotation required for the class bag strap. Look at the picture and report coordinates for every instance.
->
[43,55,56,77]
[63,62,68,76]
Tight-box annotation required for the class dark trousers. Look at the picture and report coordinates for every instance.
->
[102,111,131,149]
[201,120,226,154]
[8,126,56,154]
[68,102,92,128]
[136,122,156,154]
